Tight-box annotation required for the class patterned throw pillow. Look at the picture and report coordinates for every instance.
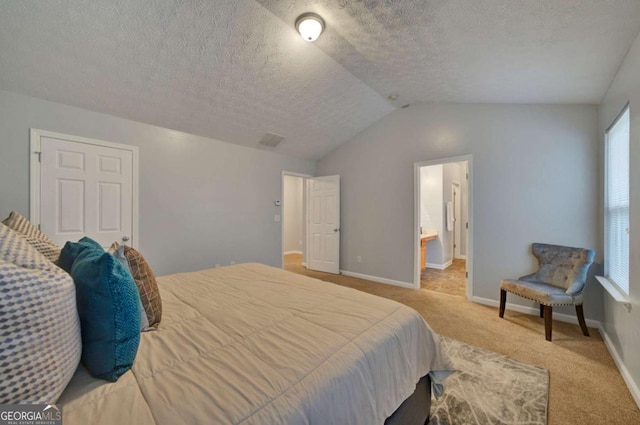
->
[0,260,82,403]
[112,245,150,331]
[109,242,162,328]
[0,223,54,271]
[2,211,61,262]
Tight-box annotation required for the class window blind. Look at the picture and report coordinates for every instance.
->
[605,106,630,294]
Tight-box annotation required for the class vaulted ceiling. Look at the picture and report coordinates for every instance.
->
[1,1,639,160]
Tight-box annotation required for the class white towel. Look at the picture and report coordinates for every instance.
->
[446,201,454,231]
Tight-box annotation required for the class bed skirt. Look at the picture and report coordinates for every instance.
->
[385,375,431,425]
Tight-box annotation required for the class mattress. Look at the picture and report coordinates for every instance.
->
[58,263,451,424]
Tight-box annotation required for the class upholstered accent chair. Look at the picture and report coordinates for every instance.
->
[499,243,595,341]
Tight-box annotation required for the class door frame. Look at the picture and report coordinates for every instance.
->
[281,171,312,269]
[414,154,473,299]
[29,129,140,248]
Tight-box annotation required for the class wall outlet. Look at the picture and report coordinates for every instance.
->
[356,256,362,263]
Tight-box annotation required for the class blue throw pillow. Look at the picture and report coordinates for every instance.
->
[60,237,141,381]
[58,237,103,273]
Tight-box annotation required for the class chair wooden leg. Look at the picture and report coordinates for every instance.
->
[539,304,544,318]
[499,289,506,318]
[544,305,552,341]
[576,305,589,337]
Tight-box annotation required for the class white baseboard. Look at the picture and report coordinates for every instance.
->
[426,259,453,270]
[471,296,602,329]
[340,270,414,289]
[301,262,307,267]
[598,325,640,409]
[283,250,303,256]
[455,255,467,260]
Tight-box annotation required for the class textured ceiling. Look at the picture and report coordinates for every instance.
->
[261,0,640,106]
[0,1,639,160]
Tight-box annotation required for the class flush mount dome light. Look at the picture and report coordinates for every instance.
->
[296,13,325,42]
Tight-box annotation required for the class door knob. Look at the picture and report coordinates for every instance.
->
[122,235,130,242]
[334,228,340,232]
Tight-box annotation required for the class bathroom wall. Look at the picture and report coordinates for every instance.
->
[446,161,469,260]
[420,161,468,268]
[420,165,443,264]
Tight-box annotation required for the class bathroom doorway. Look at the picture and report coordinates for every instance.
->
[413,155,472,298]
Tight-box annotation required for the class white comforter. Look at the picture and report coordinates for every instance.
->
[58,263,451,424]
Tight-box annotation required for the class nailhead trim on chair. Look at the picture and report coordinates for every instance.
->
[500,288,576,307]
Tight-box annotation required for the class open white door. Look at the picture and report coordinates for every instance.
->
[31,130,138,249]
[308,175,340,274]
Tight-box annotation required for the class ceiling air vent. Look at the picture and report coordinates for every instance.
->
[259,132,285,148]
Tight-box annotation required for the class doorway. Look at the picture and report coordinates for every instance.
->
[282,173,308,270]
[282,172,341,274]
[413,155,472,298]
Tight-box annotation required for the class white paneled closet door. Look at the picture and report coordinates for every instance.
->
[35,131,136,249]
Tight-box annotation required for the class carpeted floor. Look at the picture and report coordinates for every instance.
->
[421,259,467,297]
[284,254,640,425]
[431,336,549,425]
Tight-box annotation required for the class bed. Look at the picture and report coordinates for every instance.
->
[57,263,452,424]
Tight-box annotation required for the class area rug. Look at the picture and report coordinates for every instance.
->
[431,336,549,425]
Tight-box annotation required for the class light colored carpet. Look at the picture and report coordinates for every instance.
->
[432,336,548,425]
[284,254,640,425]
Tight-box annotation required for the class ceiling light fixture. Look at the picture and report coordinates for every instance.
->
[296,13,325,42]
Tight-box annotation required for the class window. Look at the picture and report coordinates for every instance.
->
[604,105,630,295]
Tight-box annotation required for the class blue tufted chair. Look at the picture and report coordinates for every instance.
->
[499,243,595,341]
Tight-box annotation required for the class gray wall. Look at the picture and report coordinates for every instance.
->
[283,175,304,253]
[317,103,602,320]
[0,90,316,275]
[599,31,640,403]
